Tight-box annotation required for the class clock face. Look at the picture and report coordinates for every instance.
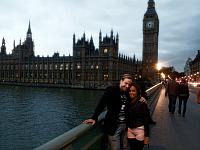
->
[146,21,154,28]
[104,48,108,53]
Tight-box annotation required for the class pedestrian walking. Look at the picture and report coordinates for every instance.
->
[178,79,189,117]
[165,76,179,114]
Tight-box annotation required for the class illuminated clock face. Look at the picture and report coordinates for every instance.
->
[27,34,31,38]
[146,21,154,28]
[104,48,108,53]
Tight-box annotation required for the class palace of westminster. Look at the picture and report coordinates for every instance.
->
[0,0,160,89]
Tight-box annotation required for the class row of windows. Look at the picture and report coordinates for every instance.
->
[0,72,110,81]
[0,63,116,70]
[0,64,72,70]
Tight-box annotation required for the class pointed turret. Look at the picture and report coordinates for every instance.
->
[99,30,102,44]
[2,37,5,46]
[73,33,76,46]
[90,36,94,46]
[13,40,15,49]
[1,37,6,56]
[111,29,113,39]
[83,32,85,39]
[116,33,119,44]
[133,54,136,62]
[145,0,158,16]
[26,20,32,39]
[11,21,35,59]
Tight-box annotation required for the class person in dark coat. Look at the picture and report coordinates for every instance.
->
[165,76,179,114]
[127,83,150,150]
[178,79,189,117]
[83,74,133,150]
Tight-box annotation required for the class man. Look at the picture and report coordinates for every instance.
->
[83,74,133,150]
[165,76,179,114]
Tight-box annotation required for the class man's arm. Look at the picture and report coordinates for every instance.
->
[83,87,111,125]
[91,87,110,121]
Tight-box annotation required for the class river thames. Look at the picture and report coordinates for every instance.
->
[0,85,104,150]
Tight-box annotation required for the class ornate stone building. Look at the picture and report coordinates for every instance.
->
[0,0,159,89]
[0,23,141,89]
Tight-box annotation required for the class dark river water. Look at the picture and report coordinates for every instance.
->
[0,85,104,150]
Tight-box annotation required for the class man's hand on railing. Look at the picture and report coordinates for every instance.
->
[83,119,96,125]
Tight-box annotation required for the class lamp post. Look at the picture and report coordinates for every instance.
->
[156,63,161,82]
[161,72,165,80]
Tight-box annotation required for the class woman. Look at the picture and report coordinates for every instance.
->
[127,83,150,150]
[178,79,189,117]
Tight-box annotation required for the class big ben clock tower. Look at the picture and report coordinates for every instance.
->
[143,0,159,79]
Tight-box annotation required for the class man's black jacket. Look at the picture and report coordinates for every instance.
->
[91,86,131,135]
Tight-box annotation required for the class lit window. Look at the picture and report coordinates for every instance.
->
[104,74,109,80]
[44,64,47,70]
[66,64,69,70]
[55,64,58,70]
[40,64,42,70]
[60,64,63,70]
[91,65,94,69]
[77,63,81,69]
[50,64,52,70]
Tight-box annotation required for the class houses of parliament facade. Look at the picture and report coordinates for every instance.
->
[0,0,159,89]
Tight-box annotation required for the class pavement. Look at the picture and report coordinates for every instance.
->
[147,87,200,150]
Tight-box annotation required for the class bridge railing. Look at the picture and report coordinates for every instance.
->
[35,83,162,150]
[146,83,162,115]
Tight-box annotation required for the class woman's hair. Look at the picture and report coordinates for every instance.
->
[129,82,141,100]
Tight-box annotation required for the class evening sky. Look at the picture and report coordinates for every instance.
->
[0,0,200,72]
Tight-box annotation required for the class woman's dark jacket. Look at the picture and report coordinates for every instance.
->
[91,86,131,136]
[178,83,189,98]
[127,100,149,137]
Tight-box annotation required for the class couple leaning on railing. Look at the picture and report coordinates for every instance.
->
[83,74,158,150]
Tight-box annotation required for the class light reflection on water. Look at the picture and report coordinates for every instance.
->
[0,85,103,150]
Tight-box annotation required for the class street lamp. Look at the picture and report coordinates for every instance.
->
[156,63,161,82]
[161,72,166,80]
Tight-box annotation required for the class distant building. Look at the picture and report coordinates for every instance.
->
[0,23,141,88]
[184,58,192,76]
[190,50,200,75]
[0,0,159,89]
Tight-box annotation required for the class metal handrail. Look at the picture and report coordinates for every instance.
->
[35,112,106,150]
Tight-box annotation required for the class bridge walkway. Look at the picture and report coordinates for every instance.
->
[148,87,200,150]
